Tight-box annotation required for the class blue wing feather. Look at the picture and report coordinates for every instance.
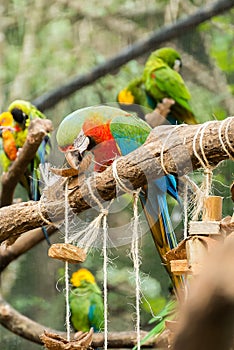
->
[110,114,178,250]
[88,304,97,332]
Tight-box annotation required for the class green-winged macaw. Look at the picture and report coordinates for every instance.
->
[117,47,197,125]
[0,100,51,200]
[57,105,181,290]
[69,268,104,332]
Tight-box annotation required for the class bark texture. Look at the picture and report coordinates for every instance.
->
[0,119,233,243]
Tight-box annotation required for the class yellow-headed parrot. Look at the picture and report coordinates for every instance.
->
[69,268,104,332]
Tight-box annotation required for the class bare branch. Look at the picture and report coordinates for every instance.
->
[0,294,164,348]
[0,118,53,207]
[0,226,56,273]
[32,0,234,111]
[0,118,233,244]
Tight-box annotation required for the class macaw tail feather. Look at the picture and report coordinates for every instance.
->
[142,204,182,290]
[140,182,183,291]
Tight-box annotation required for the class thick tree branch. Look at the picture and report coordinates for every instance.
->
[0,119,53,207]
[0,226,56,273]
[32,0,234,111]
[0,294,166,348]
[0,118,233,243]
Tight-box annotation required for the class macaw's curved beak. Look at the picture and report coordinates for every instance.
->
[65,135,90,169]
[65,150,81,169]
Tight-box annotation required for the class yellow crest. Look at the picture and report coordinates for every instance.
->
[118,88,134,104]
[70,268,95,287]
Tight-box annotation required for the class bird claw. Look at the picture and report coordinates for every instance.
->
[16,147,23,157]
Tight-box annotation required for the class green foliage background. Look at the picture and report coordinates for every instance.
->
[0,0,234,348]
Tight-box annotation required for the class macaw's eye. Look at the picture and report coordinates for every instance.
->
[173,59,182,72]
[11,108,28,125]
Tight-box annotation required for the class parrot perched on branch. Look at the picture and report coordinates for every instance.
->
[117,47,197,125]
[0,100,51,200]
[69,268,104,332]
[57,106,181,289]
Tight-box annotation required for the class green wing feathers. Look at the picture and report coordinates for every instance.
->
[110,113,151,155]
[69,283,104,332]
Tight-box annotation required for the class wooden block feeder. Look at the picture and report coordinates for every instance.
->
[168,196,225,279]
[187,196,224,274]
[48,243,87,264]
[165,240,191,276]
[189,195,223,235]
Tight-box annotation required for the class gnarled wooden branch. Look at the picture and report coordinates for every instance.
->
[0,294,166,348]
[0,226,56,273]
[0,118,53,207]
[0,118,234,244]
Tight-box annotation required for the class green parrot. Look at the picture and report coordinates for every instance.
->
[8,99,48,150]
[5,99,51,200]
[0,101,51,244]
[69,268,104,332]
[117,47,197,125]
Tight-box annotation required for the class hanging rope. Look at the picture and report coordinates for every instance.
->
[86,178,113,350]
[64,180,71,341]
[193,121,214,197]
[183,180,188,240]
[218,117,234,160]
[131,191,141,350]
[84,178,113,350]
[190,122,214,220]
[37,194,55,226]
[102,213,109,350]
[67,177,112,250]
[160,124,188,175]
[112,158,142,350]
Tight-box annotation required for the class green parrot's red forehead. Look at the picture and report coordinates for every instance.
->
[56,105,130,148]
[82,112,110,133]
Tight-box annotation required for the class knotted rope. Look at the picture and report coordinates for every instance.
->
[112,158,142,350]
